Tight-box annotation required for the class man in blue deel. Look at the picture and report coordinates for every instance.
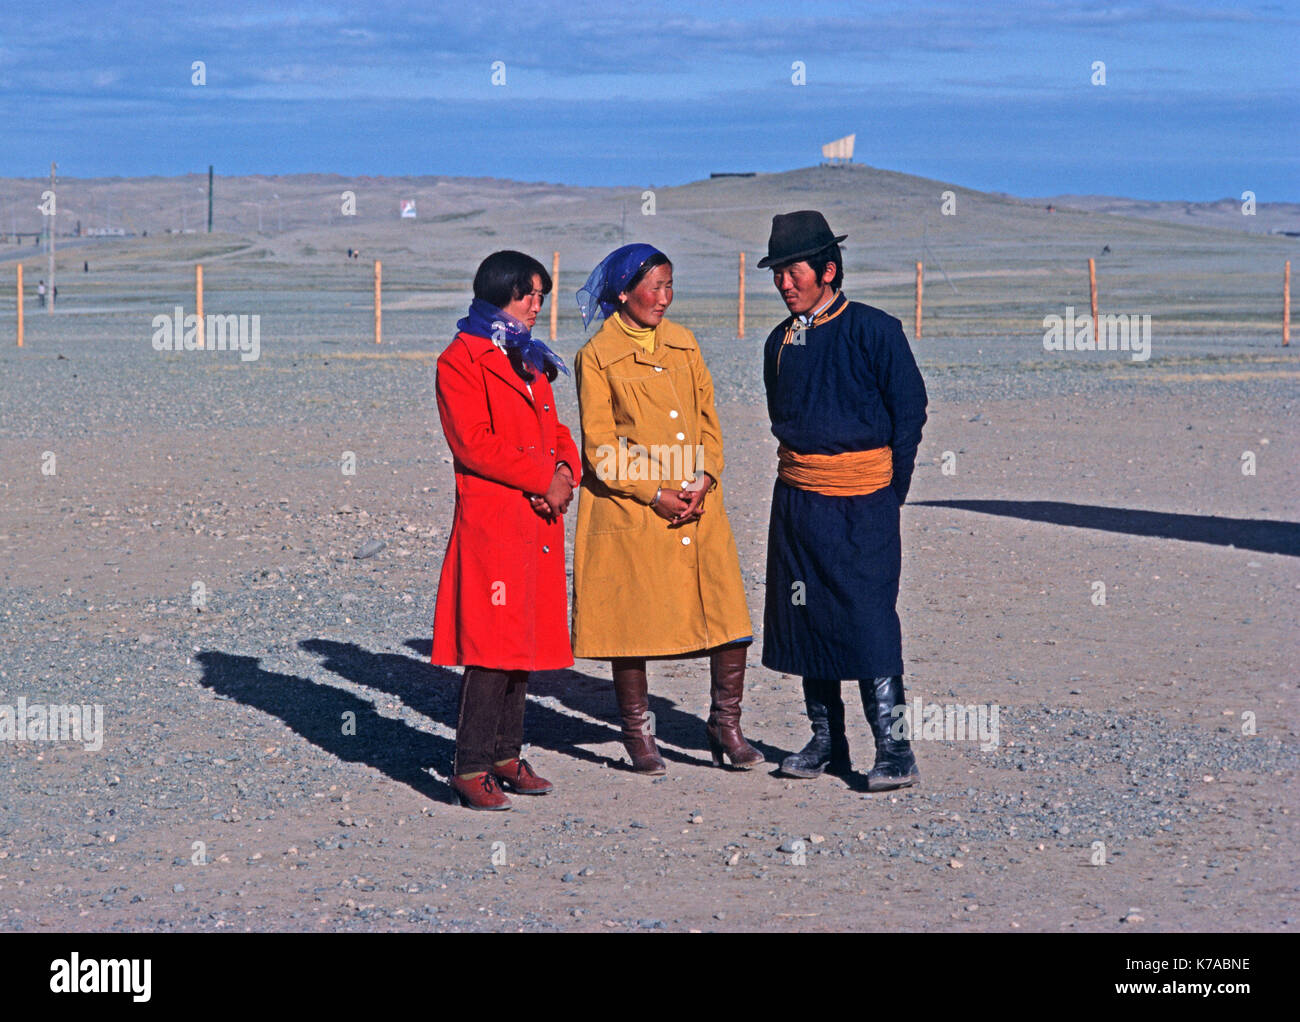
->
[759,210,928,790]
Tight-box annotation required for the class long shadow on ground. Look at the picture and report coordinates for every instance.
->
[194,649,455,803]
[915,499,1300,557]
[193,642,868,795]
[304,638,616,769]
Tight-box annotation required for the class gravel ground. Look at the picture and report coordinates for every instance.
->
[0,305,1296,932]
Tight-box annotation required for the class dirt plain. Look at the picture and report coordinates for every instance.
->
[0,166,1296,932]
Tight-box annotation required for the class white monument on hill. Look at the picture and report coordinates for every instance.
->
[821,134,855,165]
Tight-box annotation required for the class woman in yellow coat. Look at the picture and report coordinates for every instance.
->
[572,244,763,773]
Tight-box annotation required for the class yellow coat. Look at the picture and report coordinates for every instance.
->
[571,314,752,658]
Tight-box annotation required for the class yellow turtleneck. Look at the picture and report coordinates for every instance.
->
[612,311,656,353]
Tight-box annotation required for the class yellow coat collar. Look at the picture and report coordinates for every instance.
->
[585,314,696,370]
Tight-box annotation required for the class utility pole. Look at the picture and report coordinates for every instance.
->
[47,161,56,313]
[207,165,214,233]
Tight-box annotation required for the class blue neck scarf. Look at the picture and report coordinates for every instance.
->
[457,297,569,378]
[576,243,664,328]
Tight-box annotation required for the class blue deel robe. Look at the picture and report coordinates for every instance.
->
[761,292,928,680]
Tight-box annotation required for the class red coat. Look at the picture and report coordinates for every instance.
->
[431,331,582,671]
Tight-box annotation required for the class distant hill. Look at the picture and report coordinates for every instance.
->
[1032,194,1300,237]
[0,164,1293,340]
[1,165,1295,243]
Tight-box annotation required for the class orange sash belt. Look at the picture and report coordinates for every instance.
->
[777,444,893,497]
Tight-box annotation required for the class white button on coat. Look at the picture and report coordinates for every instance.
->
[681,536,691,545]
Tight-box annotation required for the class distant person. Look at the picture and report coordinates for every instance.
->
[431,250,579,811]
[84,260,89,273]
[36,280,45,307]
[346,247,353,260]
[570,244,763,774]
[758,210,928,790]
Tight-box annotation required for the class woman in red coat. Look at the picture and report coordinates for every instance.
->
[432,250,581,811]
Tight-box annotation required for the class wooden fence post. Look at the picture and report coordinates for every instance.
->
[550,251,559,342]
[195,264,205,349]
[915,261,923,340]
[374,260,382,345]
[1279,258,1289,345]
[1088,257,1098,336]
[738,252,746,340]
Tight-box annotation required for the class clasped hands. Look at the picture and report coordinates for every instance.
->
[528,464,575,520]
[652,473,712,525]
[529,468,712,525]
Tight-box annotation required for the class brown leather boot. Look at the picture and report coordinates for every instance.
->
[612,658,666,775]
[705,644,765,769]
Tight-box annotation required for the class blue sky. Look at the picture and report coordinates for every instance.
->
[2,0,1296,199]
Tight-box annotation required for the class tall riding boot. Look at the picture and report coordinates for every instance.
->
[611,658,666,775]
[780,677,851,778]
[860,675,919,791]
[704,644,765,769]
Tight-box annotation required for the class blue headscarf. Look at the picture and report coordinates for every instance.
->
[576,243,665,328]
[457,297,569,378]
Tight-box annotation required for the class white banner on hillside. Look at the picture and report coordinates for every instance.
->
[821,134,855,162]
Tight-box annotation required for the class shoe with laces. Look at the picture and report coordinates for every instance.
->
[450,771,512,811]
[491,757,553,795]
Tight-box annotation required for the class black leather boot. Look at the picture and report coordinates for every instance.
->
[780,677,851,778]
[860,675,919,791]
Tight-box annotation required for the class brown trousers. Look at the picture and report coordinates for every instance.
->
[453,666,529,775]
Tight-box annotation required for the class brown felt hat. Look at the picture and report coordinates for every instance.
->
[756,210,847,268]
